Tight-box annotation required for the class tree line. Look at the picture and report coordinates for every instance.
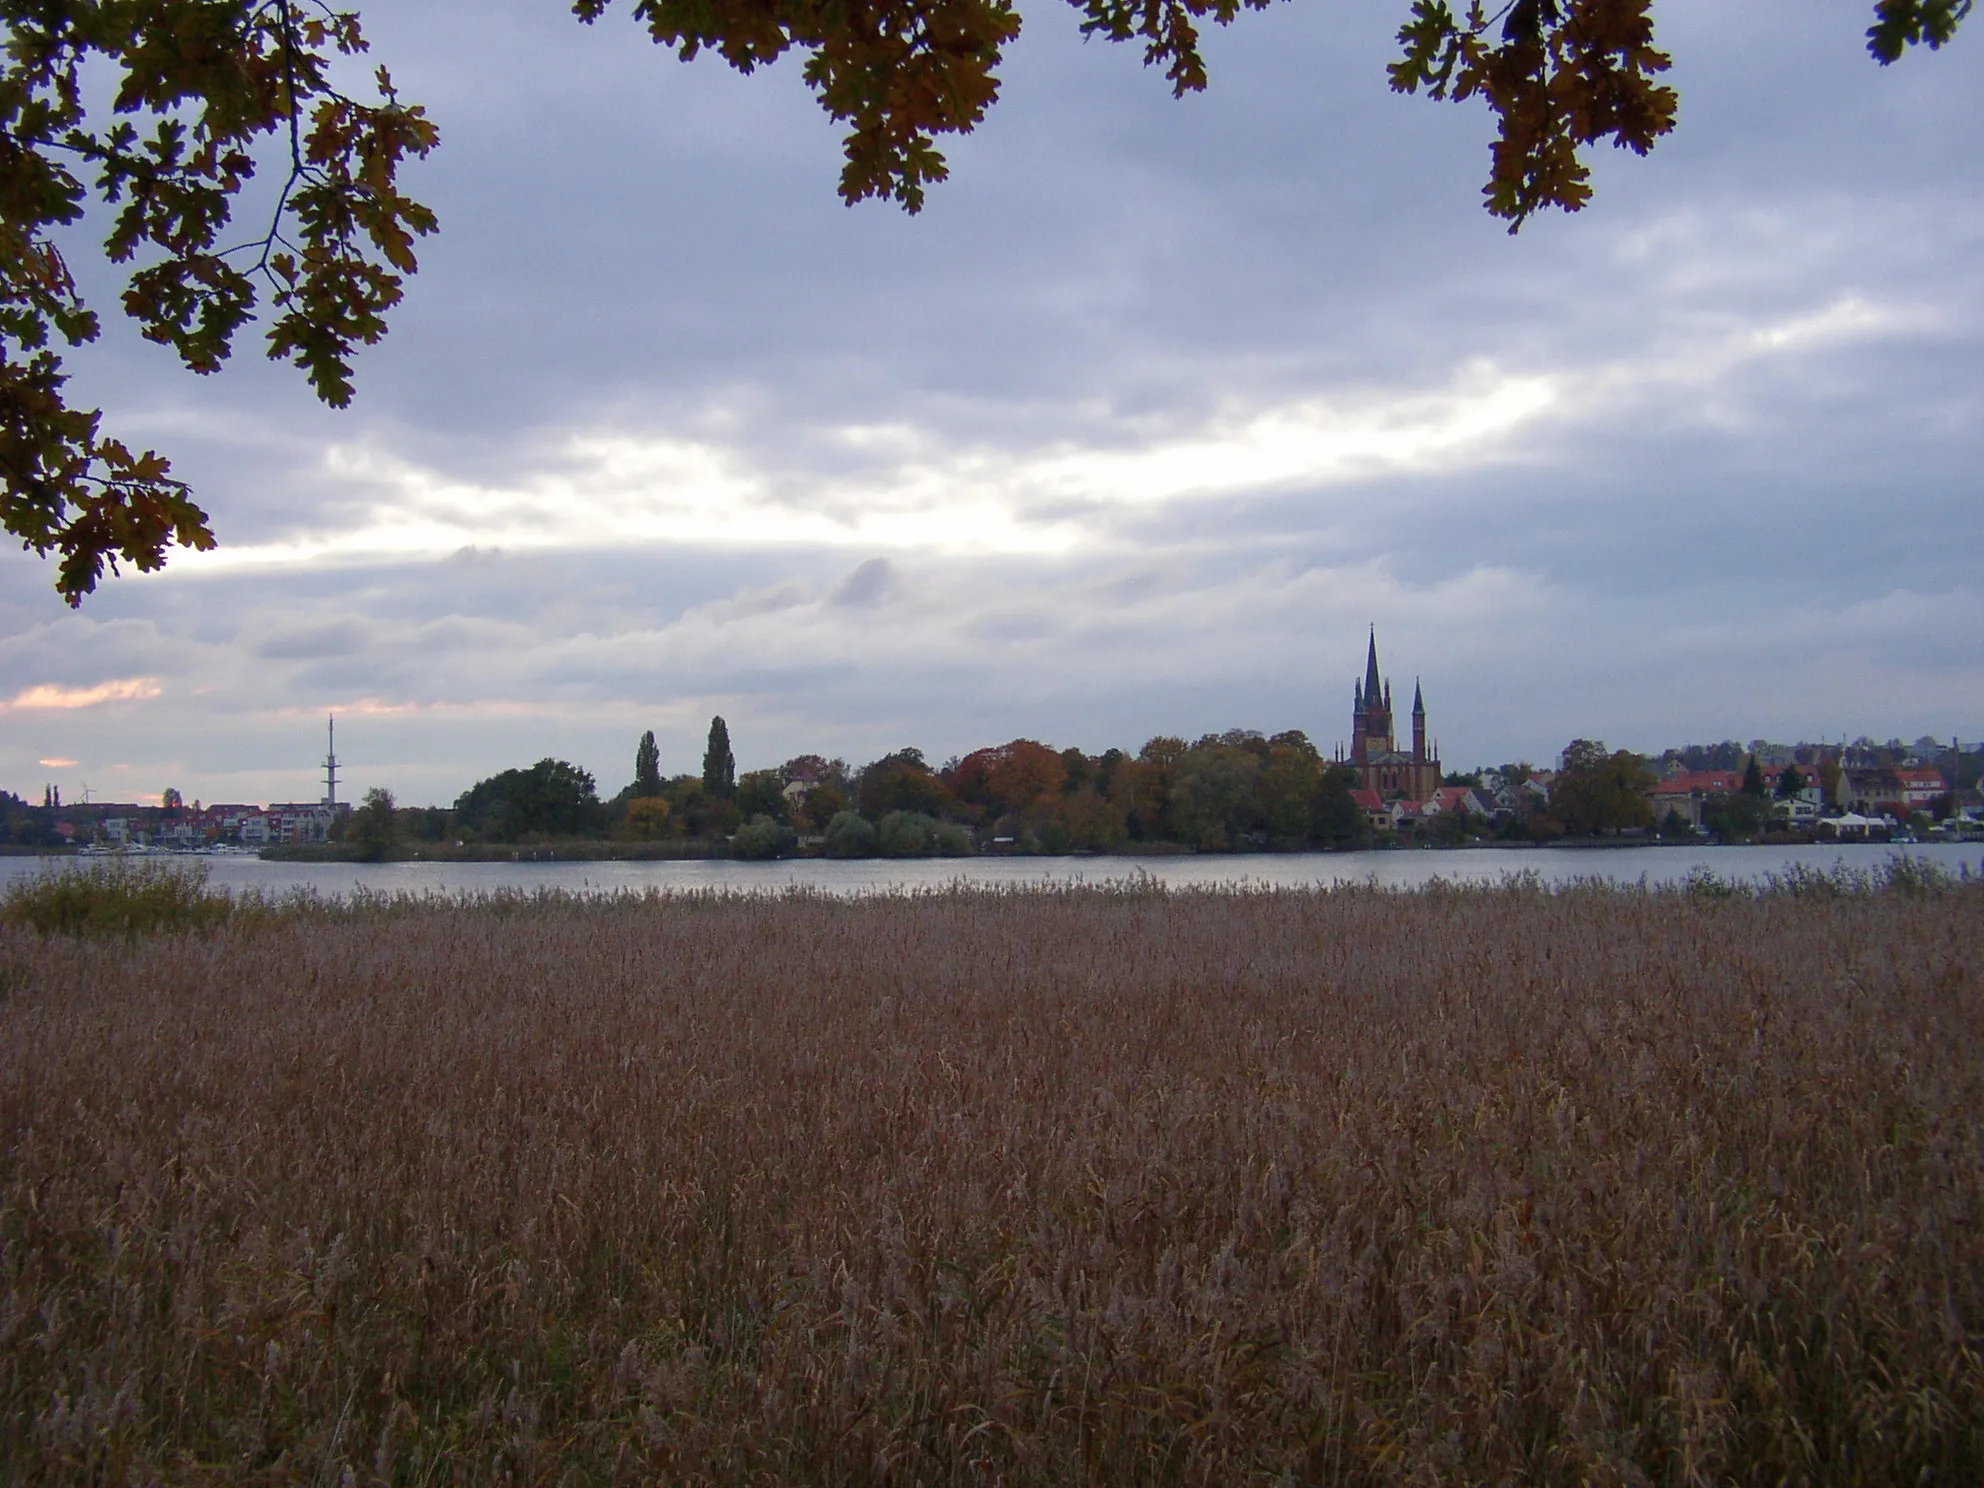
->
[366,719,1675,859]
[372,718,1379,859]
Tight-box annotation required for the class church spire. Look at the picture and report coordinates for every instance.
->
[1412,678,1424,716]
[1363,626,1382,703]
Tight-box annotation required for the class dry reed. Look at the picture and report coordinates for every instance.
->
[1,874,1980,1484]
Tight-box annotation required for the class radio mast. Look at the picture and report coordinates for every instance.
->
[323,715,340,807]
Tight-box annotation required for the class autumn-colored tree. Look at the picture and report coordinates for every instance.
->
[986,740,1067,817]
[621,796,674,841]
[778,754,848,789]
[2,2,438,603]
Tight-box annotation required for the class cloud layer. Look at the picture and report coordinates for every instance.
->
[4,0,1978,805]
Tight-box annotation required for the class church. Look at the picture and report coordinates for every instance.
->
[1340,629,1442,802]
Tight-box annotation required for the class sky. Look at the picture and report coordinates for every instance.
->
[2,0,1979,808]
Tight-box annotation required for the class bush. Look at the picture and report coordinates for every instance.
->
[1025,820,1072,855]
[0,859,236,938]
[733,814,798,861]
[932,822,976,856]
[877,811,935,857]
[823,811,878,858]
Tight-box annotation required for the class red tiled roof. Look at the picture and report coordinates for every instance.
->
[1654,771,1741,795]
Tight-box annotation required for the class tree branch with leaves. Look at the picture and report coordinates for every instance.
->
[1,0,437,604]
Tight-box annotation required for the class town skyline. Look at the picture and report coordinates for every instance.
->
[0,0,1977,814]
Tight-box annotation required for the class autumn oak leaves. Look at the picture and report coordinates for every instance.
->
[0,0,1967,602]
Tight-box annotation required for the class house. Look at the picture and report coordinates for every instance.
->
[1648,770,1741,829]
[1425,785,1493,823]
[1842,768,1907,818]
[266,802,342,844]
[1894,767,1949,812]
[1348,788,1391,833]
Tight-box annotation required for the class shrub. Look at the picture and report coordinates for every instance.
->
[733,814,798,861]
[1025,819,1072,854]
[932,822,976,856]
[0,859,236,938]
[876,810,935,857]
[823,810,877,858]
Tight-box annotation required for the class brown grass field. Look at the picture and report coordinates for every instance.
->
[1,869,1980,1484]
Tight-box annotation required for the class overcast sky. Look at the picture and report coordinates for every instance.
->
[2,0,1978,807]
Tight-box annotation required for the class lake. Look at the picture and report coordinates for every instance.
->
[1,841,1977,900]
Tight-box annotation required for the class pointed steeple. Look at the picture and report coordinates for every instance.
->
[1412,678,1425,717]
[1363,626,1382,704]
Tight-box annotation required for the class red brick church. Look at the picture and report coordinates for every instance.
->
[1341,629,1443,802]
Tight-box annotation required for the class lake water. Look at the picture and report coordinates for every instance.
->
[1,842,1976,900]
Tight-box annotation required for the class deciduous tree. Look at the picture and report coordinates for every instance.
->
[352,784,396,860]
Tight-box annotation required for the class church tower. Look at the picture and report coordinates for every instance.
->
[1345,631,1442,801]
[1351,628,1393,765]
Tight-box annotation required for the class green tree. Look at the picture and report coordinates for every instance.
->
[1551,740,1655,835]
[858,749,950,819]
[702,717,736,800]
[732,813,797,859]
[633,730,663,798]
[877,810,937,856]
[736,768,788,823]
[1702,790,1766,842]
[1311,763,1367,848]
[454,759,602,841]
[1776,763,1806,799]
[1171,742,1262,851]
[1258,744,1322,841]
[352,785,397,861]
[1741,755,1769,798]
[823,809,877,857]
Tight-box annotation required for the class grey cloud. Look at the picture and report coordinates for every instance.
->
[256,622,374,660]
[828,559,895,608]
[2,0,1977,804]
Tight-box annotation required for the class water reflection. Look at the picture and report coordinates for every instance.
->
[2,843,1976,901]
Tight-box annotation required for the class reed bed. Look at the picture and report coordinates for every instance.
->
[1,874,1979,1485]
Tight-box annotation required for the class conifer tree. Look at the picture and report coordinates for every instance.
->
[634,730,663,797]
[703,717,736,800]
[1741,756,1769,798]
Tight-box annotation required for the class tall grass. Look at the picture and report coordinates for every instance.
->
[1,875,1979,1483]
[0,858,237,938]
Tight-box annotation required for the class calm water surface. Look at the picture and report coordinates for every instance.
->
[2,843,1976,900]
